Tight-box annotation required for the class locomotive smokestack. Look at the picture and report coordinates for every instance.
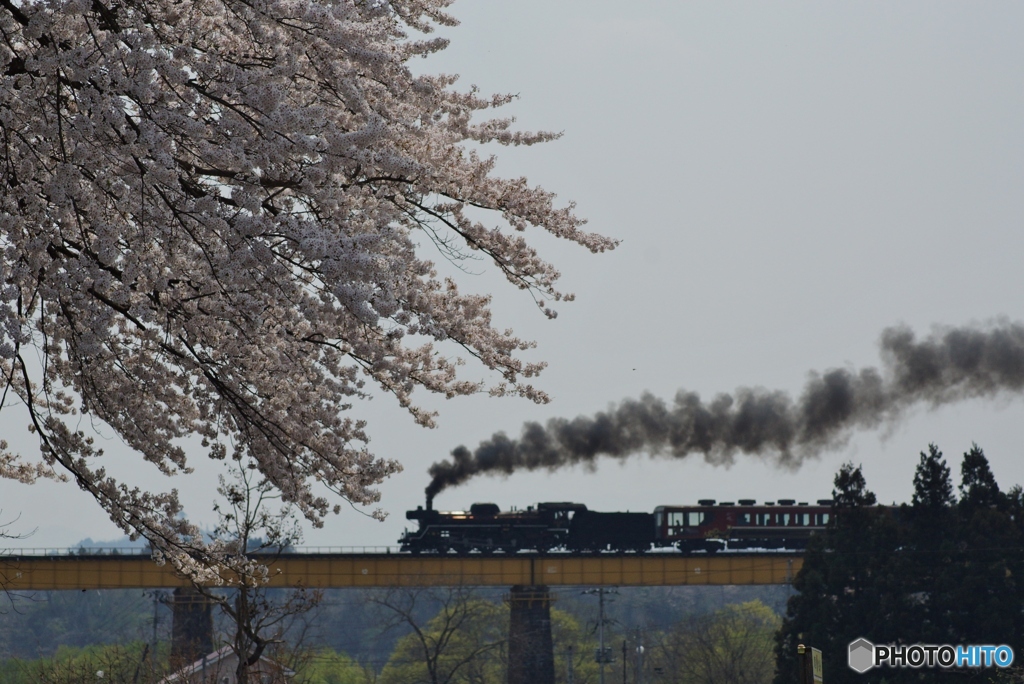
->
[426,492,434,511]
[426,321,1024,495]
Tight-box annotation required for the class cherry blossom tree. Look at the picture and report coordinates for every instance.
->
[0,0,614,578]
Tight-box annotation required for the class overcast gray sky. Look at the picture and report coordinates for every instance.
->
[4,1,1024,549]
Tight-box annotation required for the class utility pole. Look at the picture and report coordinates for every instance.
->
[583,587,617,684]
[152,594,159,654]
[148,590,167,677]
[566,646,574,684]
[622,640,627,684]
[598,588,606,684]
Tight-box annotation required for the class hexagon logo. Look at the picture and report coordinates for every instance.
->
[848,638,875,673]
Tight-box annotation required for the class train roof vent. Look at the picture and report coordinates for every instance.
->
[738,499,756,506]
[798,502,809,506]
[697,499,716,506]
[817,499,834,506]
[777,499,796,505]
[719,501,735,506]
[764,501,775,506]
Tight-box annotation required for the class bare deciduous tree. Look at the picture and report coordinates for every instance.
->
[0,510,33,609]
[372,587,506,684]
[652,601,780,684]
[190,463,323,684]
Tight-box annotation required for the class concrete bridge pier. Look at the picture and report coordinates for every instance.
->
[506,585,555,684]
[170,587,213,666]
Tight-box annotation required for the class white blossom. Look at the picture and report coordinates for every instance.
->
[0,0,614,577]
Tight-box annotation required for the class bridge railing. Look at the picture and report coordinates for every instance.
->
[0,545,404,557]
[0,545,807,558]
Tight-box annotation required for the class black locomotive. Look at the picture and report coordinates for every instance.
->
[399,498,834,554]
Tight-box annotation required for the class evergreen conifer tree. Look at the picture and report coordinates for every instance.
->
[912,444,956,511]
[774,463,899,684]
[904,444,958,648]
[774,447,1024,683]
[947,446,1019,654]
[959,444,1002,511]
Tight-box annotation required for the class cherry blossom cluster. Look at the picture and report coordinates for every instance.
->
[0,0,615,578]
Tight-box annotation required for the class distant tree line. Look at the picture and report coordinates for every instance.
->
[0,585,784,684]
[775,444,1024,683]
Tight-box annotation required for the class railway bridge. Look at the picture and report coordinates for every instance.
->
[1,549,803,590]
[1,550,804,684]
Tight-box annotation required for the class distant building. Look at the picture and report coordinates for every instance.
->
[159,646,295,684]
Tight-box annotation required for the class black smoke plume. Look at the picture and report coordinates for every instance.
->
[426,322,1024,503]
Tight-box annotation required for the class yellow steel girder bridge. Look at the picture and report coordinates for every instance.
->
[1,552,803,590]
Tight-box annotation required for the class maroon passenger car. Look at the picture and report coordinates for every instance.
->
[654,499,834,553]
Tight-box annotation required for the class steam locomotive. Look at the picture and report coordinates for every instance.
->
[399,499,835,554]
